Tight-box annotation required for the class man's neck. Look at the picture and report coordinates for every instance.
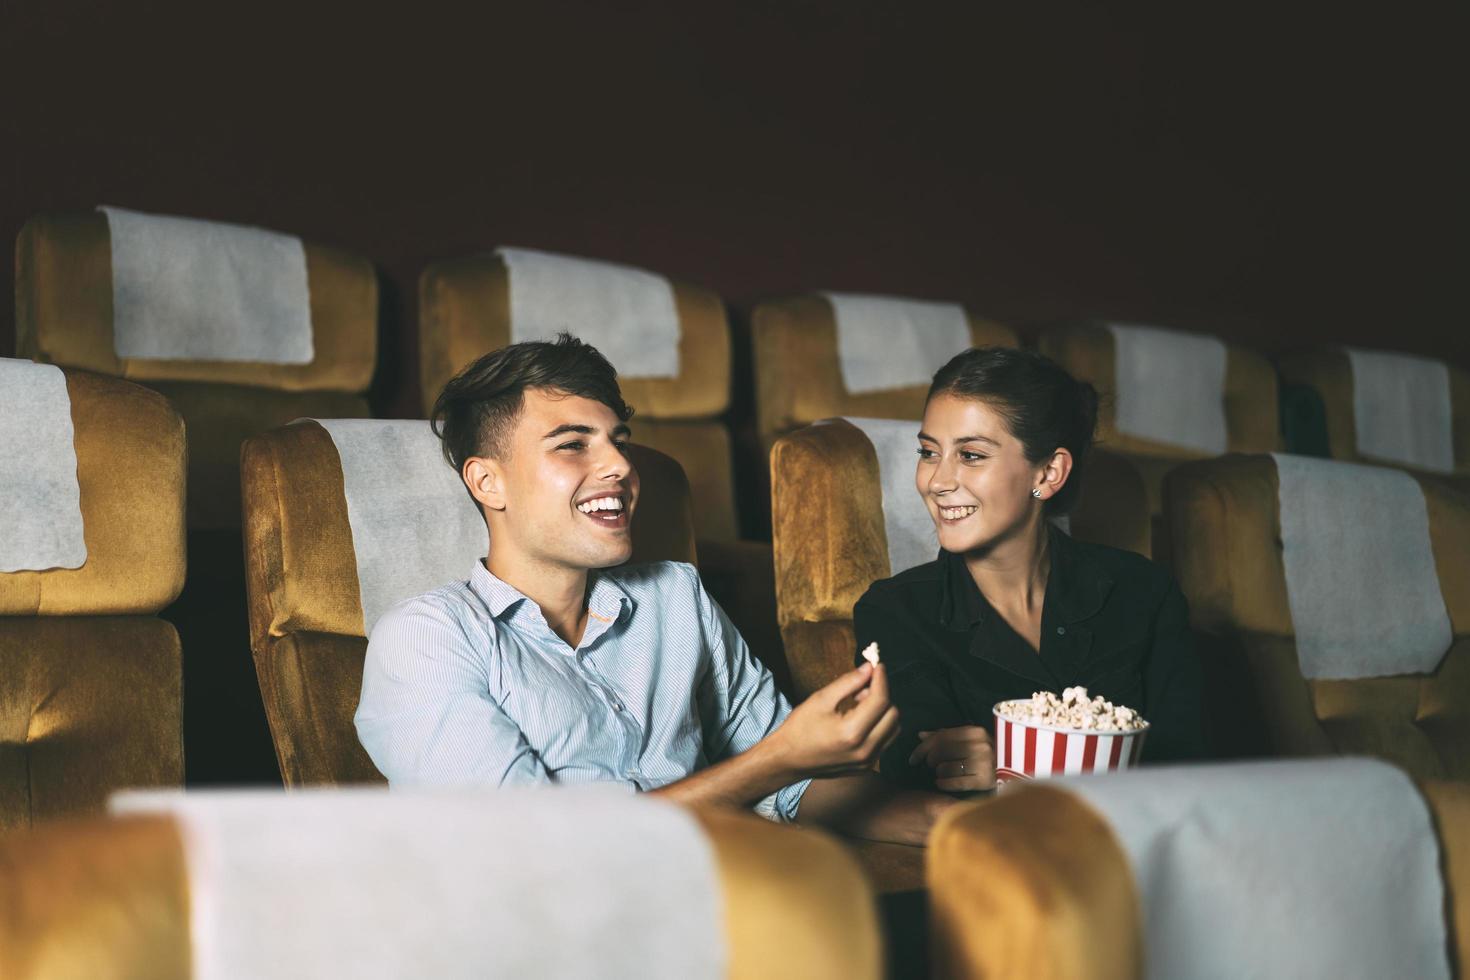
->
[964,519,1051,616]
[484,550,591,649]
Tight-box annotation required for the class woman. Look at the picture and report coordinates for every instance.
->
[855,346,1205,793]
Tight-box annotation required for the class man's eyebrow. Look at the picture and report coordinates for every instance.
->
[542,424,595,439]
[541,423,633,440]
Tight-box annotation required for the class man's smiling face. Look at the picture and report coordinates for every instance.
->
[482,387,640,572]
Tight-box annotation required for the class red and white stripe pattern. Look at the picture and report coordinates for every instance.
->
[993,710,1147,785]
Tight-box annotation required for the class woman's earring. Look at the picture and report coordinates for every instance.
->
[1031,488,1043,498]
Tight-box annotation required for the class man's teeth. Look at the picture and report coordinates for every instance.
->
[940,505,977,520]
[577,497,625,514]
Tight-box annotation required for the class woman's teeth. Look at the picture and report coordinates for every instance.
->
[577,497,624,515]
[940,505,977,520]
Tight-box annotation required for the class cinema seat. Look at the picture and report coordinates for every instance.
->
[0,367,185,829]
[928,764,1468,979]
[16,209,379,783]
[16,210,378,532]
[0,792,882,980]
[1276,346,1470,484]
[1039,322,1280,558]
[1165,453,1469,778]
[751,292,1017,453]
[770,418,1151,699]
[241,418,696,786]
[418,249,789,691]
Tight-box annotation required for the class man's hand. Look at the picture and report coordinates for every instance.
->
[768,663,901,780]
[909,726,995,791]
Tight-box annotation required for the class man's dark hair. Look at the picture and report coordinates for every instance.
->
[926,346,1099,514]
[430,332,634,472]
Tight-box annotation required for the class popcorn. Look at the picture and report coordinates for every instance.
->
[860,642,880,666]
[993,686,1146,733]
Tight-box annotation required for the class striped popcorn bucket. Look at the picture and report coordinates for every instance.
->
[992,701,1149,785]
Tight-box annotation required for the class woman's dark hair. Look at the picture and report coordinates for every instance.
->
[430,332,633,472]
[926,346,1098,514]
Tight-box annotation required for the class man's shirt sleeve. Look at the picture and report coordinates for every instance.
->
[355,597,552,787]
[689,567,811,821]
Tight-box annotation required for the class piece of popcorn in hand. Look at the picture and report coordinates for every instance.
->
[860,642,880,666]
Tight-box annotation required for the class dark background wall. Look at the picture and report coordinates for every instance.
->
[4,3,1464,420]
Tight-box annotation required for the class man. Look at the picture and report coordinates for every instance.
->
[356,334,956,843]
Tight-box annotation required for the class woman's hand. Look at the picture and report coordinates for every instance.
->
[909,726,995,791]
[768,663,901,780]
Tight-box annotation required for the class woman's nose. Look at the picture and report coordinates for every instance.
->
[927,454,959,494]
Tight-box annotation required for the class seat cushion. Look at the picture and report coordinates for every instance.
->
[780,621,858,703]
[418,250,730,419]
[0,814,189,980]
[1167,454,1470,779]
[1422,782,1470,967]
[253,631,383,787]
[1065,448,1153,558]
[1039,322,1280,458]
[150,382,369,530]
[1278,348,1470,477]
[928,788,1142,980]
[0,617,182,830]
[770,420,890,634]
[637,419,738,542]
[0,803,880,980]
[692,807,882,980]
[0,370,185,616]
[752,294,1017,449]
[16,211,377,393]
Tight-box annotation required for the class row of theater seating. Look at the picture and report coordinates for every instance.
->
[0,761,1466,977]
[3,364,1466,822]
[4,207,1468,817]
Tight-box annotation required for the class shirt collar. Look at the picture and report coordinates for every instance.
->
[936,523,1114,632]
[468,560,635,624]
[470,561,530,618]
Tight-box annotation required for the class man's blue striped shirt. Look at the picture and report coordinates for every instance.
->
[355,560,810,821]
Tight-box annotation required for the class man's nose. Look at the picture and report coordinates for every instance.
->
[595,439,629,480]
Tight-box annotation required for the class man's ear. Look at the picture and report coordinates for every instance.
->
[1035,448,1074,502]
[463,456,506,513]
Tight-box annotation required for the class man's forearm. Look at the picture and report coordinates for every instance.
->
[647,736,797,810]
[794,772,955,846]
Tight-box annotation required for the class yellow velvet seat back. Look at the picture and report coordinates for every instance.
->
[15,211,378,530]
[1277,347,1470,477]
[929,780,1470,979]
[419,251,736,541]
[1039,322,1280,556]
[1165,453,1470,779]
[0,369,185,829]
[0,805,880,980]
[770,419,1152,699]
[241,419,697,786]
[751,294,1018,452]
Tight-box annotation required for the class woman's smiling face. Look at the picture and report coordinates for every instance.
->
[916,392,1046,554]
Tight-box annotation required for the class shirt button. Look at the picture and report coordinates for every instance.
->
[611,701,624,712]
[1056,626,1067,636]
